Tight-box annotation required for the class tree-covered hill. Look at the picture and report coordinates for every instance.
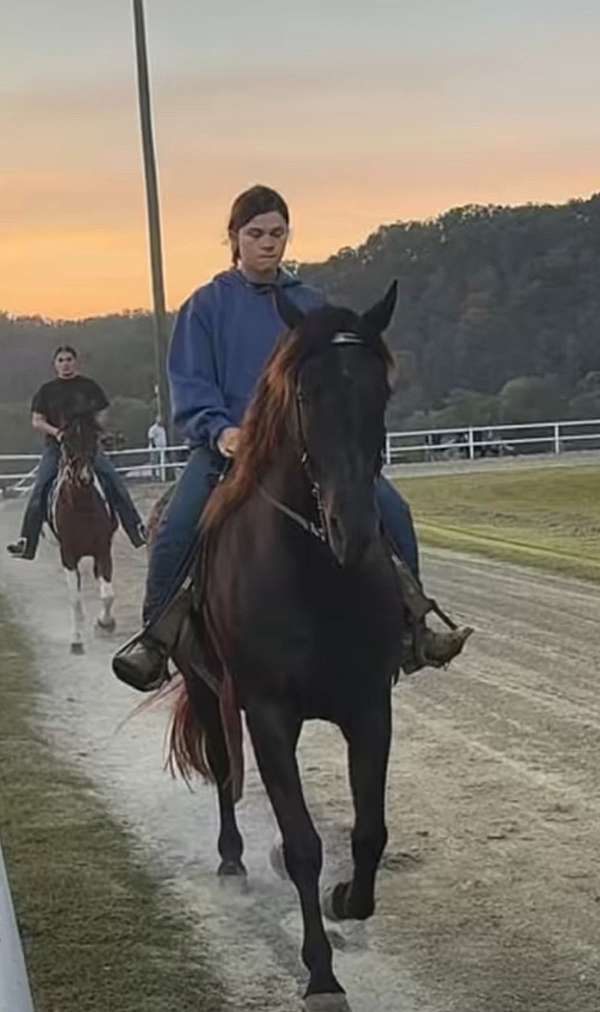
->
[2,193,600,451]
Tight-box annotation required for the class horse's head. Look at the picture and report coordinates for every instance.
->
[60,411,101,485]
[276,283,397,568]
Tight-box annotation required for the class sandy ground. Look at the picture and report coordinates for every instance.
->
[1,488,600,1012]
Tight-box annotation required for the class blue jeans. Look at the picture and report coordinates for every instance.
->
[143,447,225,623]
[375,474,419,576]
[20,443,143,556]
[143,447,420,625]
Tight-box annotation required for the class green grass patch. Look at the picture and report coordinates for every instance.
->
[0,611,223,1012]
[397,465,600,582]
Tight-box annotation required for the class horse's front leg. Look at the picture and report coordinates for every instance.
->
[96,575,116,633]
[246,700,346,1006]
[65,567,85,654]
[324,690,391,923]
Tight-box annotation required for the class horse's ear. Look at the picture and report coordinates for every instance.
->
[360,281,398,337]
[274,287,305,331]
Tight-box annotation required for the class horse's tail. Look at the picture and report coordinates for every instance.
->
[166,680,215,787]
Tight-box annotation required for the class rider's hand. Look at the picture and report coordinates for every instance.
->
[54,428,64,443]
[217,427,241,458]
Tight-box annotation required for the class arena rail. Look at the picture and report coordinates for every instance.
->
[0,445,190,494]
[384,417,600,465]
[0,418,599,494]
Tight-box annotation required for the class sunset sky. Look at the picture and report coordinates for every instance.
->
[3,0,600,319]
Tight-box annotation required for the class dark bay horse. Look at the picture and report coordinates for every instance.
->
[168,284,404,1009]
[52,413,118,653]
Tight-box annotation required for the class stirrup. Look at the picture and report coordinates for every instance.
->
[401,624,473,675]
[391,552,458,631]
[112,586,193,690]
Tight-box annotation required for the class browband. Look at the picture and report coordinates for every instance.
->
[331,332,363,345]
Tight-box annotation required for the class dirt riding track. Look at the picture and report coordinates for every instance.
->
[1,491,600,1012]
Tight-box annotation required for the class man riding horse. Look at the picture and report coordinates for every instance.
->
[113,185,471,690]
[6,346,147,560]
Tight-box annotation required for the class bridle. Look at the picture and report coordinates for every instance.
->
[60,417,98,487]
[258,332,380,546]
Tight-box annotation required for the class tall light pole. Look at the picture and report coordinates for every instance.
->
[132,0,171,438]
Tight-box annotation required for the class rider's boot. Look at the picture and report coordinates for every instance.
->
[392,554,473,674]
[6,537,35,560]
[112,587,192,692]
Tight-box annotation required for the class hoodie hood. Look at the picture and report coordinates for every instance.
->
[212,267,306,291]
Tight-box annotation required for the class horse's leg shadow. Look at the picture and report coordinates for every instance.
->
[65,566,85,654]
[322,693,391,925]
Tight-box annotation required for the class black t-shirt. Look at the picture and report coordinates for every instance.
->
[31,376,109,442]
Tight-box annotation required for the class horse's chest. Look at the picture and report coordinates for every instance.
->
[225,580,400,709]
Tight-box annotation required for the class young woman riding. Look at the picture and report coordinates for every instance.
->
[113,185,470,690]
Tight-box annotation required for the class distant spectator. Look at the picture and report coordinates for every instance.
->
[148,417,167,480]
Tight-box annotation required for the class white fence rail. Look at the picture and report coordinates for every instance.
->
[0,445,190,495]
[0,419,599,495]
[384,418,600,465]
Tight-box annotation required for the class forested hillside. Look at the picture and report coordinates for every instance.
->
[2,193,600,451]
[300,194,600,429]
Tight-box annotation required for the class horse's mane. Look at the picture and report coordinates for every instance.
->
[62,411,102,437]
[202,330,301,532]
[61,412,102,467]
[202,305,393,534]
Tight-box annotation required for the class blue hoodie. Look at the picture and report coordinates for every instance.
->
[168,268,324,448]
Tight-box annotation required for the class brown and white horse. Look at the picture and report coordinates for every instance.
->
[52,414,118,653]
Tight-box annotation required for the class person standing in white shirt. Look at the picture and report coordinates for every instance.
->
[147,417,167,480]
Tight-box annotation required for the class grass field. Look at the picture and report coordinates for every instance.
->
[397,464,600,583]
[0,608,222,1012]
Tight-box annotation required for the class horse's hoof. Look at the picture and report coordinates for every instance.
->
[217,860,248,891]
[95,618,116,634]
[304,994,352,1012]
[322,883,373,922]
[70,642,85,655]
[270,841,289,880]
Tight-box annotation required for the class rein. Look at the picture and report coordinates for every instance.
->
[259,484,327,543]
